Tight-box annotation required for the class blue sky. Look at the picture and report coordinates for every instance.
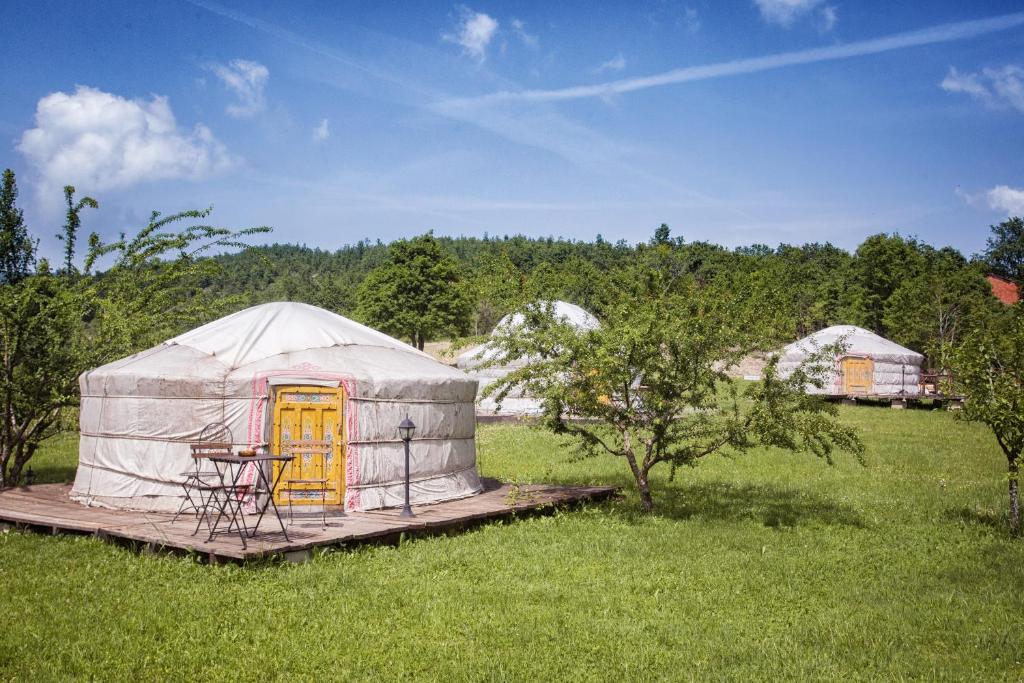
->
[1,1,1022,261]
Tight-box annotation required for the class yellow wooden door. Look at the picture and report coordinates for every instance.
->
[272,386,345,506]
[842,357,874,395]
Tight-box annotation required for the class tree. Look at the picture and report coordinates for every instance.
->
[82,208,271,356]
[652,223,672,245]
[0,169,35,285]
[481,283,862,512]
[356,232,473,349]
[0,273,88,486]
[57,185,98,276]
[884,247,995,367]
[844,234,926,335]
[945,308,1024,535]
[984,216,1024,282]
[0,196,270,487]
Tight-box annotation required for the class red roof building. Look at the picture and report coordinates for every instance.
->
[987,274,1020,306]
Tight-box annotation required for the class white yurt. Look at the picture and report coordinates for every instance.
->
[777,325,923,396]
[456,301,600,416]
[71,302,482,512]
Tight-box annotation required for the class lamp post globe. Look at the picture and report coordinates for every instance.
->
[398,417,416,441]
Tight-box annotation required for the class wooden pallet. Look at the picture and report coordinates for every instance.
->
[0,479,617,563]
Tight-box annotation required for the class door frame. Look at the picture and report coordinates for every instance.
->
[271,384,346,506]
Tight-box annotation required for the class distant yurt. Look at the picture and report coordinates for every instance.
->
[72,302,482,512]
[456,301,600,415]
[777,325,923,396]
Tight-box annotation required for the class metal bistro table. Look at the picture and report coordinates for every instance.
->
[205,453,294,548]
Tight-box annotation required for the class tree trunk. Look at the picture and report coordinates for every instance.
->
[7,457,23,487]
[0,440,9,489]
[417,335,425,351]
[1009,457,1020,537]
[636,471,654,513]
[622,442,654,512]
[8,440,36,487]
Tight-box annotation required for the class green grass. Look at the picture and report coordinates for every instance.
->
[2,407,1023,681]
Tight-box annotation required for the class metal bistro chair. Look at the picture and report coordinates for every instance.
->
[173,423,235,535]
[279,440,331,529]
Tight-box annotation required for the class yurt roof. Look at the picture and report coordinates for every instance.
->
[166,301,429,368]
[494,301,600,333]
[782,325,923,364]
[80,302,473,396]
[456,300,599,368]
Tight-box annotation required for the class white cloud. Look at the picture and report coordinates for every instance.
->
[208,58,269,118]
[313,118,330,142]
[941,67,992,103]
[754,0,835,30]
[17,85,234,197]
[510,18,539,49]
[941,64,1024,112]
[444,12,1024,106]
[754,0,821,27]
[683,7,701,34]
[987,185,1024,215]
[443,7,499,61]
[596,53,627,73]
[819,6,838,32]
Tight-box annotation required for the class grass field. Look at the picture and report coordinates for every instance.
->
[2,406,1023,681]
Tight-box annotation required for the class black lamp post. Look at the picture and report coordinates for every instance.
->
[398,416,416,518]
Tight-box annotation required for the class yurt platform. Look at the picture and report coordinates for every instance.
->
[0,479,617,563]
[824,394,963,409]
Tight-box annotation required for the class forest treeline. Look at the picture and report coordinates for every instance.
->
[205,221,1019,367]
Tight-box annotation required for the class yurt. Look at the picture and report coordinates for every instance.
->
[777,325,923,396]
[71,302,482,512]
[456,301,600,415]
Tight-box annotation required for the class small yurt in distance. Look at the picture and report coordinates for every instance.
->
[456,301,600,416]
[777,325,923,397]
[72,302,482,512]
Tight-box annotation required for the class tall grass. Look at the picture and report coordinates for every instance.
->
[1,406,1021,680]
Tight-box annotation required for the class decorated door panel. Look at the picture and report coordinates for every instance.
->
[841,357,874,395]
[272,386,345,505]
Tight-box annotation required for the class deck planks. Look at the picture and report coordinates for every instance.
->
[0,481,617,562]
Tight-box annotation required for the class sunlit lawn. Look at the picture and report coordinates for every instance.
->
[1,406,1022,680]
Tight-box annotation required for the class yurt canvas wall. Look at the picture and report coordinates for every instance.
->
[777,325,923,396]
[72,302,482,512]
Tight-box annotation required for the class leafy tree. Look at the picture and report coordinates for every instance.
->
[58,185,98,276]
[775,243,851,338]
[0,273,88,486]
[481,283,862,512]
[356,232,473,349]
[524,257,613,318]
[0,169,35,285]
[946,308,1024,535]
[83,208,272,355]
[844,234,925,335]
[984,216,1024,282]
[652,223,672,245]
[467,250,528,334]
[884,247,995,367]
[0,193,269,487]
[310,274,352,314]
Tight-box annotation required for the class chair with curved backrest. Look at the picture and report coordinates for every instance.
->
[279,440,330,529]
[173,422,234,534]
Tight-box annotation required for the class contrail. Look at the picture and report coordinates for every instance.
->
[182,0,431,98]
[439,11,1024,107]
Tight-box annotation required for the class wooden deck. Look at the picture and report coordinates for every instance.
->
[0,479,617,563]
